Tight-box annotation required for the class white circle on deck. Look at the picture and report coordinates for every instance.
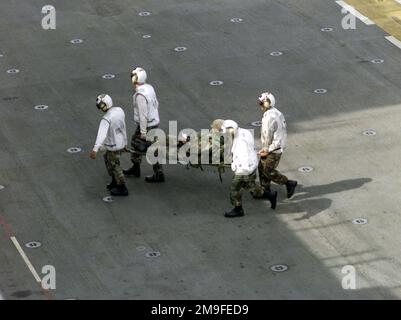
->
[142,34,151,39]
[251,120,262,127]
[270,51,283,56]
[7,69,20,74]
[371,59,384,64]
[136,246,146,251]
[270,264,289,272]
[70,39,83,44]
[0,185,5,191]
[67,147,82,154]
[145,251,161,258]
[102,196,114,203]
[352,218,368,225]
[298,166,314,173]
[102,74,115,80]
[0,54,4,58]
[139,12,151,17]
[34,105,48,110]
[174,46,187,52]
[210,80,224,86]
[230,18,243,23]
[363,129,377,136]
[321,27,334,32]
[25,241,42,249]
[314,89,327,94]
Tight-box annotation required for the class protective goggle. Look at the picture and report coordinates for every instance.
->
[130,68,140,82]
[259,97,271,107]
[96,97,107,111]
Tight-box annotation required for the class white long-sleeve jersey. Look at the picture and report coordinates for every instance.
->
[261,107,287,153]
[231,128,259,176]
[133,83,160,135]
[93,107,127,152]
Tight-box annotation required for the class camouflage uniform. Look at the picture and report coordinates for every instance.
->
[104,150,125,185]
[258,153,288,190]
[130,125,163,174]
[230,171,265,207]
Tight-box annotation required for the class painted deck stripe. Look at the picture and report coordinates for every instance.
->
[10,236,42,283]
[385,35,401,49]
[1,212,53,300]
[336,1,375,25]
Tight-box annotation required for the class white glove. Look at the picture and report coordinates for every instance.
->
[231,163,237,172]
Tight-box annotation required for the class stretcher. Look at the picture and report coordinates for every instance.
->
[124,133,232,182]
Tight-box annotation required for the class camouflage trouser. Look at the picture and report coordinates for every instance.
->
[230,171,265,207]
[258,153,288,190]
[104,150,125,185]
[130,125,163,174]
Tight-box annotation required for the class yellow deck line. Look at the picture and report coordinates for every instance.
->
[343,0,401,41]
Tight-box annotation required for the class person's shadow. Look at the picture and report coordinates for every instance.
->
[291,178,372,201]
[274,178,372,220]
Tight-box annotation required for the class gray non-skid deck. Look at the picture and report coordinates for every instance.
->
[1,0,401,299]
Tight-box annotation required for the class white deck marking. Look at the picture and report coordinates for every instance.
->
[385,35,401,50]
[10,237,41,283]
[336,1,375,25]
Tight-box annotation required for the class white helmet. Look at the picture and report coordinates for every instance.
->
[131,67,147,84]
[222,119,239,135]
[96,94,113,112]
[258,92,276,108]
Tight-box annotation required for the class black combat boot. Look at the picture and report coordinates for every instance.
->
[253,190,277,209]
[285,180,298,199]
[110,184,129,196]
[107,175,117,190]
[224,206,245,218]
[123,163,140,177]
[264,190,278,210]
[145,171,165,183]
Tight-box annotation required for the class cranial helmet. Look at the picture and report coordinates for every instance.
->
[96,94,113,112]
[131,67,147,85]
[222,119,239,136]
[258,92,276,108]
